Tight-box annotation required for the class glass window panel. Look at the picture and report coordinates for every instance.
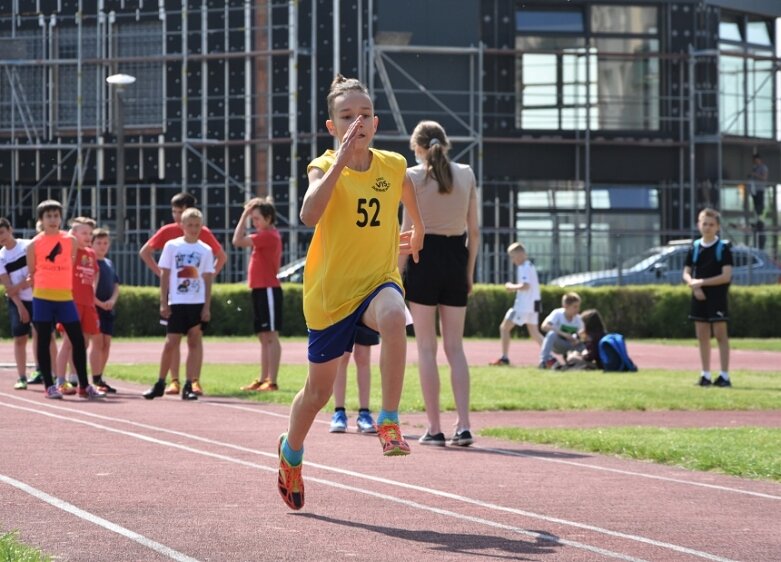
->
[523,85,557,107]
[719,51,745,135]
[516,35,585,51]
[522,54,557,84]
[747,52,773,138]
[591,187,659,210]
[746,20,772,46]
[593,39,659,130]
[516,10,584,33]
[719,21,742,42]
[591,5,658,35]
[519,108,559,129]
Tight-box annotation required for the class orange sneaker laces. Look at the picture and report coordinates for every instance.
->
[377,422,401,444]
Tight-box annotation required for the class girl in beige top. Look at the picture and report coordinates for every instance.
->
[400,120,480,447]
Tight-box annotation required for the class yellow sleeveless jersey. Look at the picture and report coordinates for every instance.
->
[304,148,406,329]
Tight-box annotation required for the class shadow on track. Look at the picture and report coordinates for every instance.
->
[295,513,561,560]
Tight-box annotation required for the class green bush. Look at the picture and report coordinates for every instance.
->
[1,283,779,338]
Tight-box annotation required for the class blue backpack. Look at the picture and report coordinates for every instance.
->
[598,333,638,372]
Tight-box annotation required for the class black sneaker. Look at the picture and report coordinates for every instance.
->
[143,380,166,400]
[27,371,44,385]
[94,378,117,394]
[696,376,713,387]
[448,430,474,447]
[181,381,198,401]
[418,432,446,446]
[713,375,732,388]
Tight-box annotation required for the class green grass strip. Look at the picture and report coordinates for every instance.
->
[106,364,781,411]
[0,532,51,562]
[480,426,781,481]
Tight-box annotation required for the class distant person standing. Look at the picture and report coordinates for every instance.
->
[748,154,768,216]
[233,197,283,393]
[328,333,378,434]
[91,228,120,393]
[139,192,226,396]
[683,208,733,388]
[401,120,480,447]
[490,242,543,366]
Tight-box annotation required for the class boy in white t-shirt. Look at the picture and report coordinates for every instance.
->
[539,292,584,369]
[490,242,543,366]
[143,209,215,401]
[0,218,35,389]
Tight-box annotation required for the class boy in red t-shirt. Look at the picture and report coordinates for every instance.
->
[232,197,283,392]
[139,192,226,396]
[55,217,101,394]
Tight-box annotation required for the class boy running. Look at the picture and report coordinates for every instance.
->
[276,75,424,510]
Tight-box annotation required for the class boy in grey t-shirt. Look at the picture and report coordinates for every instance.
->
[539,292,584,369]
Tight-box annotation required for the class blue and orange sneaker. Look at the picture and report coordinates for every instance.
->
[376,420,410,457]
[277,433,304,510]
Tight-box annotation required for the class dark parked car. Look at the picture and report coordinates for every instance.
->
[549,240,781,287]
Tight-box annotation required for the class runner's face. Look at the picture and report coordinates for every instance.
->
[327,91,377,147]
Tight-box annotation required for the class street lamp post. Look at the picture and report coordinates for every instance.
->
[106,73,136,244]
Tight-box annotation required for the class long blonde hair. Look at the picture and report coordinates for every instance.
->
[410,120,453,194]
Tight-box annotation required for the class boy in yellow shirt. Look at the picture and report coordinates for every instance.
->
[276,75,424,510]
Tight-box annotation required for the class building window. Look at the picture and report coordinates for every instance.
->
[515,4,659,131]
[719,14,775,139]
[56,26,100,130]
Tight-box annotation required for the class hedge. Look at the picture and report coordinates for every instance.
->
[1,284,780,339]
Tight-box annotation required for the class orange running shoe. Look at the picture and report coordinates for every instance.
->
[376,421,411,457]
[58,382,77,396]
[241,379,265,391]
[258,380,278,392]
[277,433,304,510]
[191,380,204,396]
[164,380,180,395]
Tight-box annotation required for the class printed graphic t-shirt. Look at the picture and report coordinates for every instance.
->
[542,308,583,336]
[304,148,406,330]
[32,231,73,301]
[72,247,99,305]
[158,237,215,305]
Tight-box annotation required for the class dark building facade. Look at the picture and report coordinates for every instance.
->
[2,1,779,284]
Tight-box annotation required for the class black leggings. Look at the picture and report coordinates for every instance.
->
[34,321,87,388]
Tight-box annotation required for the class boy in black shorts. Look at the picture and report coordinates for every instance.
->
[683,208,733,388]
[143,209,215,401]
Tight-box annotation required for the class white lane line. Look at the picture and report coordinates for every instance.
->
[206,400,781,501]
[0,400,643,562]
[0,473,200,562]
[0,398,739,562]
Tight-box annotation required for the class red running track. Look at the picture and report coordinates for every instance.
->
[1,379,780,562]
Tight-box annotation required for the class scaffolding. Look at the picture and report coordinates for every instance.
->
[1,1,779,286]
